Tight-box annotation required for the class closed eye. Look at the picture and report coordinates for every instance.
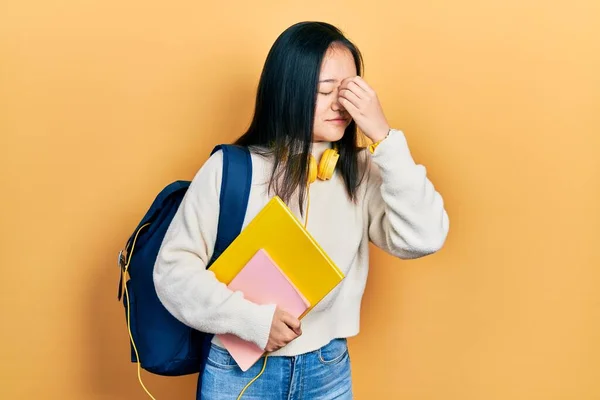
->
[319,92,333,95]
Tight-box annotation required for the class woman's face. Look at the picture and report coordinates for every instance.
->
[313,45,357,142]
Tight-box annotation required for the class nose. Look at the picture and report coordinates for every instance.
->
[332,95,345,112]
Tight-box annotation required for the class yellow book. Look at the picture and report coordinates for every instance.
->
[210,196,345,314]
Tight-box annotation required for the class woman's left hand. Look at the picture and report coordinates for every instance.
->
[338,76,390,142]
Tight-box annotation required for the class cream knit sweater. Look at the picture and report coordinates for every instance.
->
[153,129,449,356]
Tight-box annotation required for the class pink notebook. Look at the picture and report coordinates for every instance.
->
[216,249,310,371]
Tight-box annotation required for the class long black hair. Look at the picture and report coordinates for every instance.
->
[235,21,366,212]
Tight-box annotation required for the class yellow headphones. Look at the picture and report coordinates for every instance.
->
[307,147,339,184]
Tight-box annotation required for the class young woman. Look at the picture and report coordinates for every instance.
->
[153,21,449,399]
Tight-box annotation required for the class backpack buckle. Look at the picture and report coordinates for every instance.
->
[118,249,127,271]
[117,249,128,301]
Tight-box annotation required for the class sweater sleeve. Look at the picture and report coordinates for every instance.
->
[365,129,450,259]
[153,150,276,350]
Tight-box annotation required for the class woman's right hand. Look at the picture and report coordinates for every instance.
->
[265,307,302,352]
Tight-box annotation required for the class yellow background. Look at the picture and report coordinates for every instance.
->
[1,1,599,399]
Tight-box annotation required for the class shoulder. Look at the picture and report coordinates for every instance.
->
[187,148,225,199]
[189,145,261,196]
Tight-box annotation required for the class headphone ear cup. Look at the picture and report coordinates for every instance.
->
[307,155,318,184]
[317,149,339,181]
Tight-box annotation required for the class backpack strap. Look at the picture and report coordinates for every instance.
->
[119,180,191,277]
[132,181,190,237]
[118,145,251,290]
[208,144,252,266]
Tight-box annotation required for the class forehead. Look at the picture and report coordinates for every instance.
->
[319,45,357,83]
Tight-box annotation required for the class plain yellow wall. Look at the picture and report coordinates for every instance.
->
[1,0,599,399]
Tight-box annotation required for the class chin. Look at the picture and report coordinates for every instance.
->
[314,127,347,143]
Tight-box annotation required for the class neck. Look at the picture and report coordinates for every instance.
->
[311,141,332,160]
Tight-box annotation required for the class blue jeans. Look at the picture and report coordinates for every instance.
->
[199,338,353,399]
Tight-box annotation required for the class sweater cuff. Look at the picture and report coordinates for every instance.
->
[370,129,414,172]
[238,302,277,350]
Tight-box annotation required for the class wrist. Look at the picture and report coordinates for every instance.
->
[370,126,390,143]
[368,128,391,154]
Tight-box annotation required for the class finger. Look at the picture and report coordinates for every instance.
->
[287,329,300,342]
[338,96,360,116]
[282,317,301,335]
[341,79,367,98]
[339,88,361,108]
[282,312,301,330]
[286,324,300,343]
[351,76,374,94]
[339,78,364,97]
[293,324,302,336]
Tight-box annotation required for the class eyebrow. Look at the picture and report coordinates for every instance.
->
[318,79,338,83]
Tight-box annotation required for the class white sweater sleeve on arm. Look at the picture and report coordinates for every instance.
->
[365,129,450,259]
[153,150,276,350]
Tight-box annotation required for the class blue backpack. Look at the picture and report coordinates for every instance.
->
[117,144,252,377]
